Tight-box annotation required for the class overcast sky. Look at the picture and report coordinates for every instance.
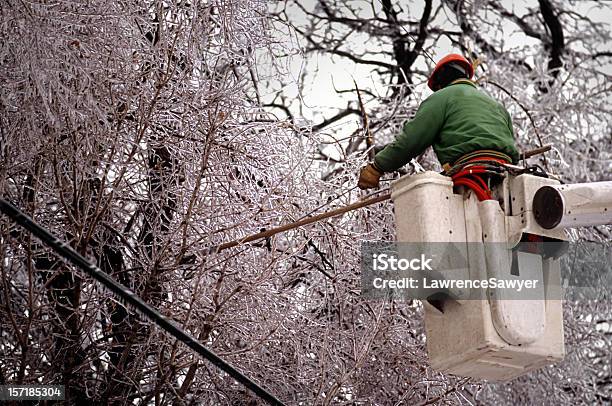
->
[266,0,612,131]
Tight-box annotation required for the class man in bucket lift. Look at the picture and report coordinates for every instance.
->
[358,54,519,193]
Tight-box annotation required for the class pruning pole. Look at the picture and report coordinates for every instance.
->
[520,143,552,160]
[212,145,552,254]
[212,191,391,253]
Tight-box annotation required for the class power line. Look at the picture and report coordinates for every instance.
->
[0,198,285,406]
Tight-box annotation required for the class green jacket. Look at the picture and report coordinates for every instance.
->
[374,80,519,172]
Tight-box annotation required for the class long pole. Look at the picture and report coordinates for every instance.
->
[212,145,550,254]
[212,192,391,253]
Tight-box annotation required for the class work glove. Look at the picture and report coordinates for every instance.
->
[358,163,384,189]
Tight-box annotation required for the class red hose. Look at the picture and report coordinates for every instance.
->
[451,166,492,201]
[453,178,491,201]
[453,170,489,191]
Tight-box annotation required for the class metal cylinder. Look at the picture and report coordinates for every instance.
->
[533,181,612,229]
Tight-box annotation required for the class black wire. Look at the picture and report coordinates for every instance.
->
[0,198,285,406]
[445,160,508,177]
[519,165,549,178]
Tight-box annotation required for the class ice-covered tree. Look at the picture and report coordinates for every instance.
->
[1,0,610,404]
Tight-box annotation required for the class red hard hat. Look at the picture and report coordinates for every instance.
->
[428,54,474,90]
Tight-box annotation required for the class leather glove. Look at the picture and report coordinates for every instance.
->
[358,163,384,189]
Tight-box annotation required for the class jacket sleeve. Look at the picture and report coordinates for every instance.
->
[374,94,446,172]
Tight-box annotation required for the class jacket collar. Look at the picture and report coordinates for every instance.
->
[449,79,477,88]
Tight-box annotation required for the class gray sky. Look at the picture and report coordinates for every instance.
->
[264,0,612,160]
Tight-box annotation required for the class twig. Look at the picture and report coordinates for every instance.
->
[354,80,375,160]
[486,80,549,170]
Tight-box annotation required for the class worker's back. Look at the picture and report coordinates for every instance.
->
[431,80,519,166]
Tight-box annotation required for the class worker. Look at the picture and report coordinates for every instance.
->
[358,54,519,190]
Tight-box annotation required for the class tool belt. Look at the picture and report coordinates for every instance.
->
[443,149,513,173]
[443,150,512,201]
